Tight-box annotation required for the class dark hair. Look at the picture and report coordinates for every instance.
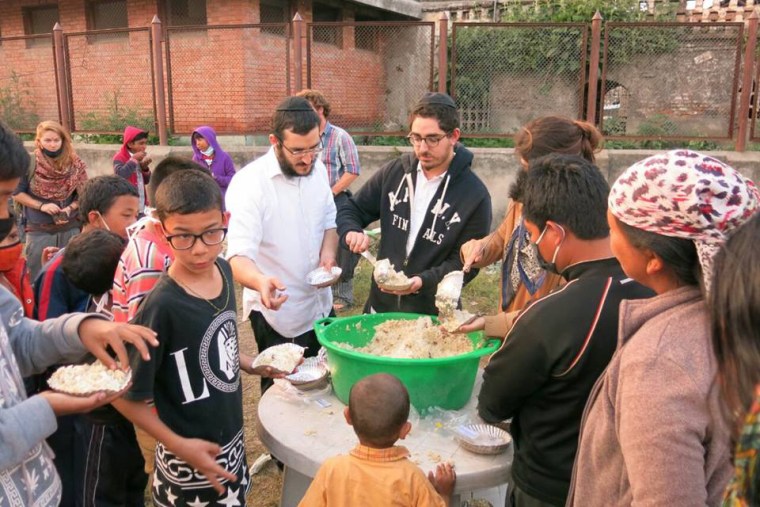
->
[129,131,149,143]
[148,156,208,204]
[154,169,223,221]
[79,175,139,225]
[521,154,610,240]
[191,132,204,142]
[348,373,410,448]
[616,219,701,287]
[62,229,126,295]
[296,89,331,118]
[408,103,459,134]
[272,97,320,139]
[711,214,760,442]
[0,121,31,181]
[515,116,602,164]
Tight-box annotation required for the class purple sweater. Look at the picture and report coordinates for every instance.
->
[191,126,236,199]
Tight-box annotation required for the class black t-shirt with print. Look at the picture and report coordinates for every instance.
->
[127,259,250,505]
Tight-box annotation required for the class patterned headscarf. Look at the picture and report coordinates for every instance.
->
[609,150,760,291]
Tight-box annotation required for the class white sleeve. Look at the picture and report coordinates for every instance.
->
[225,171,264,261]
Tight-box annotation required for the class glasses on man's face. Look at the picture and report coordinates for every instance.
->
[278,138,324,158]
[407,133,448,147]
[164,227,227,250]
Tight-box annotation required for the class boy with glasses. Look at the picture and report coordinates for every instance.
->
[114,170,284,506]
[338,92,492,314]
[226,96,338,393]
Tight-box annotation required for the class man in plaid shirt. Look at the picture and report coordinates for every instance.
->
[298,89,362,310]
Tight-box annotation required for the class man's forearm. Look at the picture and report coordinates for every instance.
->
[320,229,339,263]
[229,255,266,292]
[332,173,358,195]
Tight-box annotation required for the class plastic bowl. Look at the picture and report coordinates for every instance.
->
[314,313,500,412]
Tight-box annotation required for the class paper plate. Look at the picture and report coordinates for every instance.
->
[48,363,132,397]
[377,280,414,292]
[454,424,512,455]
[286,363,329,390]
[306,266,342,287]
[252,343,305,373]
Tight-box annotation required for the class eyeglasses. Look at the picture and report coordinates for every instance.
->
[278,138,324,158]
[164,227,227,250]
[407,133,449,147]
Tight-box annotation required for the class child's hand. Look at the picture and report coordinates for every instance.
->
[39,383,130,416]
[41,246,60,265]
[428,462,456,500]
[78,318,158,369]
[175,437,237,495]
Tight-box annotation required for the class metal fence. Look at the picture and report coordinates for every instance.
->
[64,27,156,134]
[0,34,58,132]
[4,14,760,150]
[305,21,436,135]
[451,22,588,137]
[598,22,744,141]
[165,23,291,134]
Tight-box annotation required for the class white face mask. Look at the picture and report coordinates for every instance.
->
[201,146,215,157]
[97,212,111,232]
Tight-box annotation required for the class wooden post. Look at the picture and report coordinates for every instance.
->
[438,12,448,93]
[586,11,602,123]
[151,16,168,146]
[293,12,303,93]
[52,23,71,131]
[736,10,758,151]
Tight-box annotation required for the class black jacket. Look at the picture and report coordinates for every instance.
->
[478,258,653,505]
[337,144,491,314]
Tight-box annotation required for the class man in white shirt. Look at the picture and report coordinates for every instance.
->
[337,93,492,315]
[225,96,338,391]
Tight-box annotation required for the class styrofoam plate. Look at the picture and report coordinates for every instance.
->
[454,424,512,455]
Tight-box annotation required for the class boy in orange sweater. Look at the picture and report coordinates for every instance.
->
[299,373,455,506]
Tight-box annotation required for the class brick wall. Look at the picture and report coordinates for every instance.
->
[1,0,426,135]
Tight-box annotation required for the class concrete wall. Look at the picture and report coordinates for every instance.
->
[49,142,760,230]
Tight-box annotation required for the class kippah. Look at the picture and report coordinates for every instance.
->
[276,96,315,112]
[415,92,456,109]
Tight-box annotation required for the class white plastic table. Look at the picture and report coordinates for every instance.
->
[256,377,512,507]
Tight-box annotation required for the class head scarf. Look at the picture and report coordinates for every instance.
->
[609,150,760,291]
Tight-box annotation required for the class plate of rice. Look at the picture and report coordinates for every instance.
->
[48,362,131,397]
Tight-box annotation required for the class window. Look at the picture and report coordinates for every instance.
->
[86,0,128,42]
[312,3,342,47]
[23,5,58,48]
[260,0,289,36]
[355,14,379,52]
[163,0,207,27]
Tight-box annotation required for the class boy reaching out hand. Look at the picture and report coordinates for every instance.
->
[113,170,285,505]
[299,373,456,506]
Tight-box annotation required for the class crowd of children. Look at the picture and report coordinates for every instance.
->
[2,86,760,507]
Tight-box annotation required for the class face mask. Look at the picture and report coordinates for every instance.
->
[97,212,111,232]
[42,147,63,158]
[0,216,14,243]
[532,224,565,275]
[201,146,215,157]
[0,242,22,272]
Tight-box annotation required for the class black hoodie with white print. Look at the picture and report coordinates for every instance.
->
[337,143,492,315]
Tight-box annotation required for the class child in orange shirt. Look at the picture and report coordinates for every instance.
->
[299,373,456,506]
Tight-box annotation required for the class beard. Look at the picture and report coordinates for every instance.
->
[275,146,315,178]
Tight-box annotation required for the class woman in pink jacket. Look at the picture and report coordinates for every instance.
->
[568,150,760,506]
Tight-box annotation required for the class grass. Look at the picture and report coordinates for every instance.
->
[146,257,502,506]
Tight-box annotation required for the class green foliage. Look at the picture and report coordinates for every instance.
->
[603,115,724,150]
[0,72,40,130]
[77,90,157,144]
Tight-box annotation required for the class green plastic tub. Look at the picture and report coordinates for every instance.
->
[314,313,500,412]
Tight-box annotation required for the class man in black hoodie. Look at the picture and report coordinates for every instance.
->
[337,93,491,314]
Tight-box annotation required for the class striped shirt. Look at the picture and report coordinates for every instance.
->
[320,122,360,188]
[112,221,173,323]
